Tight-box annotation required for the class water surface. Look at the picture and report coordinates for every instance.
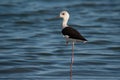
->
[0,0,120,80]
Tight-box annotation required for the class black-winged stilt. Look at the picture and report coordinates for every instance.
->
[59,11,87,80]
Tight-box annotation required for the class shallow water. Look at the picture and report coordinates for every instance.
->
[0,0,120,80]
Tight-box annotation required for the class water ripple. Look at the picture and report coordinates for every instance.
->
[0,0,120,80]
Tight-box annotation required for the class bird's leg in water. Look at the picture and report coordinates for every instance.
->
[70,41,74,80]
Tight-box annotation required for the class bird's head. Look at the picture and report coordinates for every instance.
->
[60,11,70,20]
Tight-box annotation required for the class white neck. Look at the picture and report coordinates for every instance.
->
[62,18,68,28]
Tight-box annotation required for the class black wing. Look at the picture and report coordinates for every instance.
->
[62,27,87,41]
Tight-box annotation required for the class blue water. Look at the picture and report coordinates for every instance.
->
[0,0,120,80]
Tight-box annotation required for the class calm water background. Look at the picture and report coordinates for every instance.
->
[0,0,120,80]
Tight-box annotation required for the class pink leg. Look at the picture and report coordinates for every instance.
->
[70,42,74,80]
[66,38,69,46]
[66,40,68,46]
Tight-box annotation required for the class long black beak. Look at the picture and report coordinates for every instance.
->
[45,16,60,21]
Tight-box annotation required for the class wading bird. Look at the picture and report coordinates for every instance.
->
[59,11,87,80]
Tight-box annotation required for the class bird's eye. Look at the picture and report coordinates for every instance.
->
[62,13,65,15]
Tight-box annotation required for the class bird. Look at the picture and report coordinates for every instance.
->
[59,11,87,80]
